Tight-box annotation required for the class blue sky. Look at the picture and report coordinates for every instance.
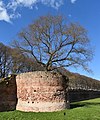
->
[0,0,100,80]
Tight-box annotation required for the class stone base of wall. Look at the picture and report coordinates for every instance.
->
[16,99,68,112]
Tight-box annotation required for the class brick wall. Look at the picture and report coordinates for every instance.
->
[16,71,69,112]
[0,75,17,112]
[69,89,100,102]
[0,71,100,112]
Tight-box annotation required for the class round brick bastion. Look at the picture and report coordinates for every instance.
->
[16,71,69,112]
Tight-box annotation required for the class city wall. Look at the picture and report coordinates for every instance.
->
[0,75,17,112]
[0,71,69,112]
[16,71,69,112]
[69,89,100,102]
[0,71,100,112]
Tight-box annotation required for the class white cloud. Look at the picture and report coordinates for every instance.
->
[0,0,64,23]
[10,12,21,19]
[71,0,77,4]
[7,0,38,10]
[17,0,37,6]
[0,0,78,23]
[7,0,63,11]
[0,1,11,23]
[40,0,63,9]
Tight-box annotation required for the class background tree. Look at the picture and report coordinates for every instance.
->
[0,43,12,78]
[0,42,44,78]
[10,48,45,73]
[12,14,93,72]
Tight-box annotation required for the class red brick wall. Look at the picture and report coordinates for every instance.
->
[0,75,17,112]
[16,71,69,112]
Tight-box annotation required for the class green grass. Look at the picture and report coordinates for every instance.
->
[0,98,100,120]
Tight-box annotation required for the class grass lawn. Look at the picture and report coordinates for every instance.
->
[0,98,100,120]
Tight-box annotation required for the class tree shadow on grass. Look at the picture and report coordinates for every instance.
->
[70,103,85,109]
[70,102,100,109]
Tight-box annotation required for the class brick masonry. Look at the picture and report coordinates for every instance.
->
[0,71,100,112]
[0,75,17,112]
[69,89,100,102]
[16,71,69,112]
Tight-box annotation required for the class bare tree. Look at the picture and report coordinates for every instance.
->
[10,48,45,73]
[0,42,44,78]
[0,43,12,78]
[12,14,93,71]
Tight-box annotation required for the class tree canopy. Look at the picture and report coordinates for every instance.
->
[12,14,93,71]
